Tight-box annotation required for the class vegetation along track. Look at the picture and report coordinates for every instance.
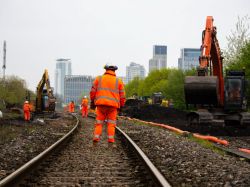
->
[1,114,170,187]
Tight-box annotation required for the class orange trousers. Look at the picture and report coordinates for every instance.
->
[93,106,117,143]
[24,111,30,121]
[81,106,88,117]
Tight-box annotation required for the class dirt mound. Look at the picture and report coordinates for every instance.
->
[124,104,187,126]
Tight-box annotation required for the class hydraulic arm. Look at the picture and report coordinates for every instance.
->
[36,69,56,112]
[185,16,224,107]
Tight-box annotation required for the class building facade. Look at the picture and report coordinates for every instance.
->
[178,48,200,71]
[126,62,145,83]
[64,75,94,105]
[54,58,72,98]
[149,45,167,73]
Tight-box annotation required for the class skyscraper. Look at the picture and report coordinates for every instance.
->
[55,58,72,98]
[126,62,145,83]
[178,48,200,71]
[149,45,167,73]
[64,75,94,104]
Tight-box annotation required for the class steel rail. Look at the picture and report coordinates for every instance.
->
[116,127,171,187]
[88,113,171,187]
[0,113,80,187]
[213,144,250,161]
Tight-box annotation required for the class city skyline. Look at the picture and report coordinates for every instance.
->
[0,0,249,91]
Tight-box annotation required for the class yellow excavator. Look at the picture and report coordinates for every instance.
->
[35,69,56,113]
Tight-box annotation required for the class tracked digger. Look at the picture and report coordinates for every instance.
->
[35,69,56,113]
[184,16,250,127]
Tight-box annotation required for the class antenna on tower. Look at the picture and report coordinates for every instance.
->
[2,40,6,81]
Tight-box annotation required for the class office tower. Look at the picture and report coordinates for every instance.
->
[64,75,94,104]
[178,48,200,71]
[149,45,167,73]
[55,58,72,98]
[126,62,145,83]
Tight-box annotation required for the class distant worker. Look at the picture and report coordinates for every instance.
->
[23,101,31,121]
[68,101,75,113]
[90,64,126,143]
[81,96,88,118]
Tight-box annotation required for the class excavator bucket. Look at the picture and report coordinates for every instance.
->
[184,76,219,105]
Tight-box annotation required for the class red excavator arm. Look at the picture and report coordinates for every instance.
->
[198,16,224,106]
[185,16,224,107]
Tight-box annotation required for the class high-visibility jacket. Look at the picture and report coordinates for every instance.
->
[23,103,31,112]
[81,98,88,107]
[68,102,75,112]
[90,70,126,109]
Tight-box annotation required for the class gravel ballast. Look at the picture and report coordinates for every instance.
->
[118,119,250,186]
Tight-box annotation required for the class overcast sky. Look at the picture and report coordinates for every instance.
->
[0,0,249,91]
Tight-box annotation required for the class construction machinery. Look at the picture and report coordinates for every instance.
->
[151,92,163,105]
[35,69,56,113]
[184,16,250,126]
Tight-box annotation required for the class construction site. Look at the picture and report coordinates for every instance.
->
[0,1,250,186]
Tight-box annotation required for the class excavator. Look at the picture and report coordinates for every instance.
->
[184,16,250,127]
[35,69,56,113]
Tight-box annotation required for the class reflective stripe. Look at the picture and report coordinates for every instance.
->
[95,96,119,103]
[107,119,116,124]
[108,135,114,139]
[119,89,125,93]
[96,120,104,124]
[94,135,100,138]
[97,87,119,93]
[97,77,119,94]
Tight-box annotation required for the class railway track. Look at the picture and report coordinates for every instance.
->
[0,114,170,187]
[118,117,250,186]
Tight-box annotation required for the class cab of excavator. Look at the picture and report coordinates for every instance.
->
[224,70,247,111]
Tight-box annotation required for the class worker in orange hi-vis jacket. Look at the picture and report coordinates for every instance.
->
[81,96,88,118]
[90,64,126,143]
[68,101,75,113]
[23,101,31,121]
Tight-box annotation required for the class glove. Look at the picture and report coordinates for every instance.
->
[90,101,96,110]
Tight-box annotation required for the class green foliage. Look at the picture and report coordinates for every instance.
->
[224,15,250,66]
[227,41,250,106]
[125,68,196,110]
[165,69,185,109]
[0,76,32,109]
[125,77,142,97]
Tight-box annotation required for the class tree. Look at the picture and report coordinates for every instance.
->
[142,69,170,96]
[227,41,250,107]
[125,77,142,97]
[224,15,250,66]
[165,69,185,109]
[0,76,31,109]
